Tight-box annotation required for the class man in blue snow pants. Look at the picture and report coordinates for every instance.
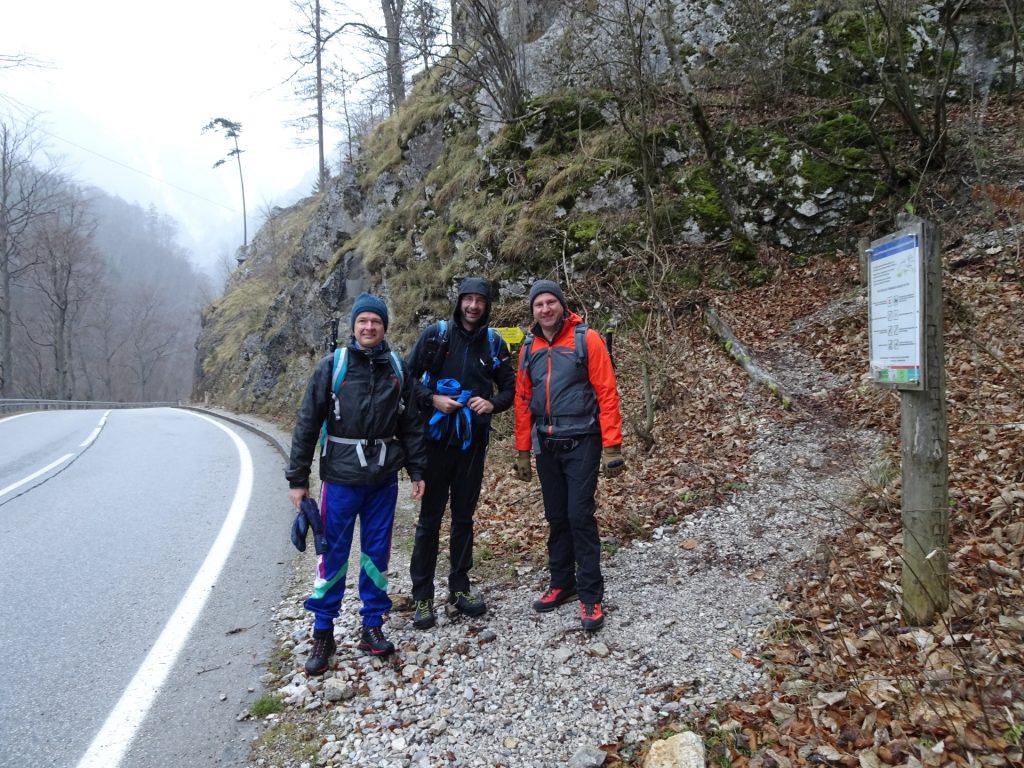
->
[286,293,426,675]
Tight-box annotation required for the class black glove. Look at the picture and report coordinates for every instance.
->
[290,508,310,551]
[301,497,329,555]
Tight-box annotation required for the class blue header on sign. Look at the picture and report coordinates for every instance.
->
[870,234,918,261]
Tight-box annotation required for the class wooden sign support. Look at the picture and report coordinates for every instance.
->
[868,217,949,626]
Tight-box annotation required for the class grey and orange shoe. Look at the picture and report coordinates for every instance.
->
[532,586,578,613]
[580,602,605,632]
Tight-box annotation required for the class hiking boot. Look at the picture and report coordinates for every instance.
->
[304,629,336,675]
[532,586,578,613]
[412,598,436,629]
[358,625,395,657]
[580,601,605,632]
[449,590,487,617]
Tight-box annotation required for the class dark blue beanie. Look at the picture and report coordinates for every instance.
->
[351,293,389,330]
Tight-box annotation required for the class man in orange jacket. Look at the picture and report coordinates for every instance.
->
[513,279,625,631]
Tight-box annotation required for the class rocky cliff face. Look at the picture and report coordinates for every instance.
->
[193,0,1020,418]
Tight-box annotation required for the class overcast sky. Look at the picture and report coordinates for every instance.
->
[1,1,379,274]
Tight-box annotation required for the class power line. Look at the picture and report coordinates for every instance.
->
[0,91,240,213]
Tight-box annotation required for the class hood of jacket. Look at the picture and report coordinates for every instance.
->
[453,276,492,331]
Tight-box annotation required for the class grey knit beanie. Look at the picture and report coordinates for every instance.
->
[528,279,566,310]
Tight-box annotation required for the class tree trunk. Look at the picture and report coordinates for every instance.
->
[702,301,795,410]
[451,0,466,46]
[381,0,407,111]
[316,0,328,188]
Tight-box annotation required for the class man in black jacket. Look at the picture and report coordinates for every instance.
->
[404,277,515,629]
[286,293,426,674]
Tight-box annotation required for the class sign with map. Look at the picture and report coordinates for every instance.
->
[868,225,925,389]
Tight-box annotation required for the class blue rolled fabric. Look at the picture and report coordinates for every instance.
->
[291,497,329,554]
[290,507,309,551]
[428,378,473,450]
[302,497,329,554]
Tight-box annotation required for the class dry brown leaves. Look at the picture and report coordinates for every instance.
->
[689,243,1024,767]
[475,211,1022,767]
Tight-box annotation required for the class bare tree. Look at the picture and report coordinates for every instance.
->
[0,53,44,70]
[121,281,188,401]
[202,117,248,252]
[448,0,527,121]
[288,0,398,186]
[404,0,448,72]
[0,113,58,397]
[23,184,100,399]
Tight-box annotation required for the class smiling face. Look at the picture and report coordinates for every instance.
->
[353,311,386,348]
[531,292,565,338]
[459,292,487,330]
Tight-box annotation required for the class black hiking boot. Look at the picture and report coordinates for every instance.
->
[304,629,336,675]
[532,586,578,613]
[358,625,395,657]
[449,590,487,617]
[413,599,436,629]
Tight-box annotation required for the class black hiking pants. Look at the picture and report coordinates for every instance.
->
[410,437,488,601]
[535,432,603,604]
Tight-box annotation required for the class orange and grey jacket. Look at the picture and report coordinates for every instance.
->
[514,310,623,452]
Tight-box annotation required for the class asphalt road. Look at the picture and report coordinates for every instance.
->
[0,407,294,768]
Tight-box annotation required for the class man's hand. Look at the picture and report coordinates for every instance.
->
[288,487,309,509]
[467,396,494,415]
[514,450,533,482]
[602,445,625,478]
[431,394,464,414]
[411,480,425,500]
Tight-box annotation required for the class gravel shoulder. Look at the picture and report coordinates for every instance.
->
[241,405,879,767]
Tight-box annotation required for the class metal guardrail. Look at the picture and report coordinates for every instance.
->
[0,399,181,414]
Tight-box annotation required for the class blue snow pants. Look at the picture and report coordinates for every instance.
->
[303,476,398,631]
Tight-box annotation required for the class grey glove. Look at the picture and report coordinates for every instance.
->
[514,450,533,482]
[602,445,625,478]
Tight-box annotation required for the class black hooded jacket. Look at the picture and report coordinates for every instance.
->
[405,277,516,437]
[286,337,426,488]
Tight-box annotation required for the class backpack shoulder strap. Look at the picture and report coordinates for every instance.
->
[388,350,405,388]
[331,347,349,394]
[574,323,588,368]
[519,333,534,372]
[486,327,502,370]
[321,347,348,454]
[420,320,449,386]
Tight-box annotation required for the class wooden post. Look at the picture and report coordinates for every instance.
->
[900,219,949,625]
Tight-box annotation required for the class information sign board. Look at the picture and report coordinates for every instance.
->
[868,225,925,389]
[496,326,526,346]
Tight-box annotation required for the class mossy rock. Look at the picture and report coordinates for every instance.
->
[568,215,602,243]
[675,168,731,234]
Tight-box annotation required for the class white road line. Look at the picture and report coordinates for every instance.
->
[79,410,111,448]
[0,411,35,424]
[75,411,254,768]
[0,453,75,499]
